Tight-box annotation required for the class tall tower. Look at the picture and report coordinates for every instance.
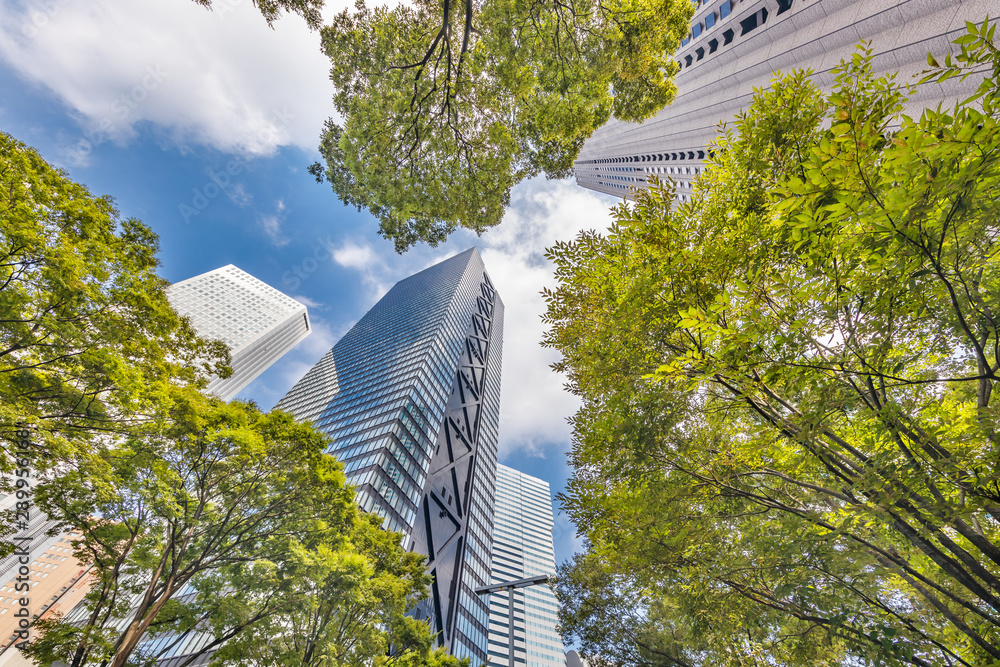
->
[574,0,990,200]
[167,265,311,400]
[486,465,565,667]
[0,496,93,654]
[276,248,503,664]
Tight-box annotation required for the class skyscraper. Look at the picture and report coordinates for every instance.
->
[574,0,990,199]
[167,264,311,400]
[486,465,565,667]
[0,492,93,654]
[276,248,503,664]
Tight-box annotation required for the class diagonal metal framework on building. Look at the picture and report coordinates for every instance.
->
[409,271,500,651]
[276,247,503,664]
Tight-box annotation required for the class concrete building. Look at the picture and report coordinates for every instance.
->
[167,264,311,401]
[486,465,565,667]
[574,0,993,199]
[277,248,504,664]
[0,490,93,655]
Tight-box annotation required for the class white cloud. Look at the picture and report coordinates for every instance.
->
[332,240,376,270]
[290,294,324,309]
[259,215,281,244]
[0,0,342,159]
[476,177,618,458]
[258,200,289,246]
[330,240,393,299]
[226,182,253,208]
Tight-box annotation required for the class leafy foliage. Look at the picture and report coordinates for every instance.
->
[546,25,1000,667]
[317,0,693,251]
[215,514,465,667]
[27,391,359,667]
[557,549,860,667]
[190,0,324,29]
[0,133,228,469]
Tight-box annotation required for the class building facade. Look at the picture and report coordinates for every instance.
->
[486,465,565,667]
[276,248,504,664]
[0,490,92,654]
[167,264,311,400]
[574,0,992,200]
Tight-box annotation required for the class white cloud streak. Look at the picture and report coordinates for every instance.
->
[258,199,290,246]
[332,241,376,270]
[329,239,393,299]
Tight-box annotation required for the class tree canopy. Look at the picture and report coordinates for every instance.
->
[191,0,324,29]
[315,0,692,251]
[0,132,228,469]
[545,25,1000,667]
[27,390,462,667]
[215,512,463,667]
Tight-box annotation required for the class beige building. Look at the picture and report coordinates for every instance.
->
[0,530,93,654]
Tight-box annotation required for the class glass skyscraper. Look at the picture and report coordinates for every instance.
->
[167,264,311,400]
[276,247,503,663]
[487,465,566,667]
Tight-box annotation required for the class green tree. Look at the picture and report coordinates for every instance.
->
[315,0,693,251]
[214,514,465,667]
[557,550,857,667]
[545,24,1000,666]
[0,132,228,468]
[27,390,357,667]
[191,0,324,29]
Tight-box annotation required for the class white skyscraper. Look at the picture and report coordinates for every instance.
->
[487,465,565,667]
[167,265,311,401]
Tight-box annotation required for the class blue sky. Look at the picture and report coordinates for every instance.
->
[0,0,619,567]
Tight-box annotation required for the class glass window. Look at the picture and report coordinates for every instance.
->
[720,0,730,18]
[692,23,702,38]
[705,11,715,28]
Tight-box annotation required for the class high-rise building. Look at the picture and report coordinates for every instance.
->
[486,465,565,667]
[166,264,311,401]
[0,491,93,654]
[574,0,991,199]
[276,247,504,664]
